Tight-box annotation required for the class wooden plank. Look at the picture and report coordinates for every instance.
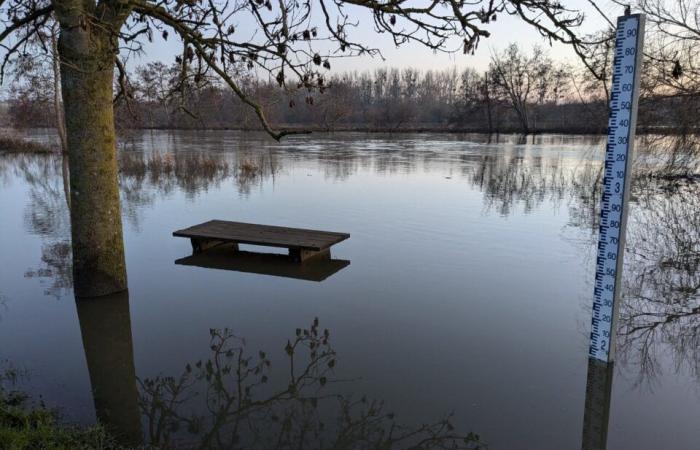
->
[173,220,350,251]
[175,244,350,282]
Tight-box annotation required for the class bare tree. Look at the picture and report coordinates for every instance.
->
[6,20,66,152]
[626,0,700,175]
[632,0,700,95]
[489,44,554,134]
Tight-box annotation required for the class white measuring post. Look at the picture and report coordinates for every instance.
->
[588,13,645,363]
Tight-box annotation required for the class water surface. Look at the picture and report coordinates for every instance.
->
[0,131,698,449]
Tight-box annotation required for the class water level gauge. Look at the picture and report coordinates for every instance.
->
[589,14,645,363]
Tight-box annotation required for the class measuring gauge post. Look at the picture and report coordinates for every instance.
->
[589,14,645,363]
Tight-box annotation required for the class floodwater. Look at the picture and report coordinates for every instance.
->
[0,130,698,449]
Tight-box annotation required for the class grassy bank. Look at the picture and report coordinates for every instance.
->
[0,389,118,450]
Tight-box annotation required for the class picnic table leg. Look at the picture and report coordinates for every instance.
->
[190,238,228,254]
[289,248,331,263]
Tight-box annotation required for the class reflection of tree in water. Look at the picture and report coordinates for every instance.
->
[8,138,700,389]
[11,155,69,236]
[469,153,571,215]
[0,154,74,298]
[616,183,700,384]
[477,152,700,385]
[636,134,700,179]
[6,149,279,294]
[565,162,603,233]
[233,150,280,196]
[0,292,7,322]
[118,149,281,203]
[118,151,231,200]
[318,149,363,181]
[566,171,700,385]
[138,319,482,449]
[23,241,73,298]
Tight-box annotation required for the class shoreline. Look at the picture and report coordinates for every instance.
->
[125,125,610,135]
[118,125,697,136]
[8,124,700,137]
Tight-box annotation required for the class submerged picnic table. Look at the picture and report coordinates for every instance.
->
[173,220,350,262]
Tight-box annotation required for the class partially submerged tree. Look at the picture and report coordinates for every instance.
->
[489,43,555,133]
[1,0,590,296]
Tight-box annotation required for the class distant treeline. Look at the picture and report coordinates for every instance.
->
[5,44,700,135]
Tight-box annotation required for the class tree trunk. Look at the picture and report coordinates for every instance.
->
[58,22,127,297]
[51,23,68,155]
[514,101,530,134]
[483,79,493,134]
[51,24,71,210]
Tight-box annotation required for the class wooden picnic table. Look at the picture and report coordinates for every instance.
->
[173,220,350,262]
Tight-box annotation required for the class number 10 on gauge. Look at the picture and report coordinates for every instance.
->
[589,14,645,363]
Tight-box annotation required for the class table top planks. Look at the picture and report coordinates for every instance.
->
[173,220,350,251]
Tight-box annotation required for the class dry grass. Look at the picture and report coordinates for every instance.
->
[118,150,231,195]
[238,159,261,177]
[0,135,54,154]
[119,151,229,175]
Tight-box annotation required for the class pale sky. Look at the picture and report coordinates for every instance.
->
[126,0,623,74]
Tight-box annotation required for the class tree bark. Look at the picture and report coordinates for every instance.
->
[57,10,127,297]
[51,23,68,155]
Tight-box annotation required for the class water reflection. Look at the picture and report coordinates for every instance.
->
[617,183,700,384]
[581,359,614,450]
[8,139,699,386]
[469,154,569,215]
[0,154,74,298]
[118,151,231,198]
[3,131,601,229]
[8,135,590,295]
[578,186,700,448]
[23,241,72,298]
[136,318,482,449]
[75,292,142,446]
[175,244,350,282]
[72,293,482,448]
[0,292,6,322]
[3,131,699,449]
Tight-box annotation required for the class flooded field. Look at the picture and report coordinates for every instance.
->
[0,130,698,449]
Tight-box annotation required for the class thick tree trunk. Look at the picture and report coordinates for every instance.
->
[58,22,127,297]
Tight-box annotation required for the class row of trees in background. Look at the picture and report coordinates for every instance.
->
[8,36,700,137]
[7,38,698,135]
[3,43,606,133]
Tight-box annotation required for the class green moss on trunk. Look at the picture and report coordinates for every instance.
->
[57,9,127,297]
